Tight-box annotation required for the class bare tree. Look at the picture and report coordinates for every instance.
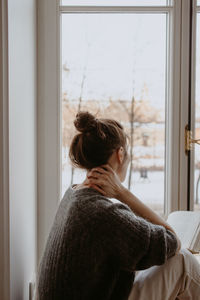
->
[71,39,91,184]
[119,95,135,190]
[126,16,149,190]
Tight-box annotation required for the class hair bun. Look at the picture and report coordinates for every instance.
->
[74,111,97,133]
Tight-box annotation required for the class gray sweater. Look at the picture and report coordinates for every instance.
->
[37,186,178,300]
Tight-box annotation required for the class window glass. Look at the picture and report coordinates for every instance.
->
[61,0,171,6]
[198,0,200,6]
[61,13,167,216]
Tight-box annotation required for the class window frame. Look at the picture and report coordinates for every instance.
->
[0,0,10,298]
[37,0,191,261]
[37,0,61,259]
[189,0,199,209]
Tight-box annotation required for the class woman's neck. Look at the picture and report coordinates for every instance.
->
[72,177,91,190]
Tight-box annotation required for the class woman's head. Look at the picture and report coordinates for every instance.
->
[69,111,130,181]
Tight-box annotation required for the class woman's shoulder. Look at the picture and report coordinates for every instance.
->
[62,185,132,219]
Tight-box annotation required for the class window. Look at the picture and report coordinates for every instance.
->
[37,0,195,258]
[61,6,170,216]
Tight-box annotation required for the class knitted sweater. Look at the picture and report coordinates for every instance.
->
[37,186,178,300]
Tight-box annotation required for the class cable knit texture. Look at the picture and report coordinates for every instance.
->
[37,186,178,300]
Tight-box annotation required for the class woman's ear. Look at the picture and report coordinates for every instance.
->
[117,147,124,164]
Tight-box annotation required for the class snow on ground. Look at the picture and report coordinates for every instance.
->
[62,148,200,213]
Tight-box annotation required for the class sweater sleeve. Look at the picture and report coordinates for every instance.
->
[135,224,178,270]
[98,200,178,272]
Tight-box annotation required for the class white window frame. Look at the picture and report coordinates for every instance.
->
[179,0,194,211]
[37,0,192,261]
[0,0,10,299]
[189,0,199,209]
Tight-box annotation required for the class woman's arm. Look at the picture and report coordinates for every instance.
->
[87,164,181,252]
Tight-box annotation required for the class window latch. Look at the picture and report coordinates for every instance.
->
[185,124,200,155]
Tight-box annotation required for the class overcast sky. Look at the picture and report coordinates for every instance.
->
[62,13,166,111]
[61,12,200,115]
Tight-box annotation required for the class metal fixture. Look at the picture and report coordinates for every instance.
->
[185,124,200,155]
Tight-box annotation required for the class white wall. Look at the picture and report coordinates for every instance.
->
[8,0,37,299]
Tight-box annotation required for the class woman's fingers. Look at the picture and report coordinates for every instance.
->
[89,167,108,176]
[87,170,109,181]
[100,164,114,174]
[87,171,99,179]
[86,164,120,199]
[88,164,114,176]
[87,176,107,186]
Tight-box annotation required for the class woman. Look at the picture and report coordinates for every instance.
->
[36,111,200,300]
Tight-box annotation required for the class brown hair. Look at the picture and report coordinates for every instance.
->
[69,111,128,170]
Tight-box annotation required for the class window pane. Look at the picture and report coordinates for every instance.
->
[194,13,200,211]
[61,0,171,6]
[198,0,200,6]
[61,13,167,216]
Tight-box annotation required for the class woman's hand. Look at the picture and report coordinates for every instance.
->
[86,164,125,199]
